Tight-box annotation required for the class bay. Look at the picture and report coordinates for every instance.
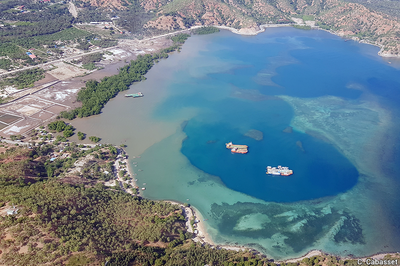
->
[71,28,400,259]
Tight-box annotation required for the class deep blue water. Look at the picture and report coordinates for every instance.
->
[150,29,376,202]
[133,28,400,257]
[152,28,400,203]
[182,113,358,202]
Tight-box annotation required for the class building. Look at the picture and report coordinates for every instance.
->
[7,206,18,215]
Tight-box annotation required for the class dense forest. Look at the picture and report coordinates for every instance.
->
[0,144,399,265]
[0,145,271,265]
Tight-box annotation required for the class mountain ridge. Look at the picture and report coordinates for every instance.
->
[80,0,400,56]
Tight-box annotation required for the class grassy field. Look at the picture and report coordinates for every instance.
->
[33,27,93,42]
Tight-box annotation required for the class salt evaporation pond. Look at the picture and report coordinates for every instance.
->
[71,28,400,260]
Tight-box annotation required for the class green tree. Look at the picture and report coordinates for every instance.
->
[56,135,67,142]
[89,136,101,143]
[48,121,67,132]
[77,131,85,140]
[192,26,220,35]
[63,130,74,138]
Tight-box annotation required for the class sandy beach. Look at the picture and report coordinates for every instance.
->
[125,152,139,191]
[213,24,291,36]
[104,147,140,194]
[164,200,215,245]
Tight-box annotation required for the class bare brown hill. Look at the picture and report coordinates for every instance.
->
[87,0,126,8]
[82,0,400,56]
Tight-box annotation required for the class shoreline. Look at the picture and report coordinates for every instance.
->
[213,24,291,36]
[163,200,215,245]
[280,249,400,264]
[184,201,400,262]
[163,198,400,262]
[209,24,400,59]
[125,151,139,192]
[109,147,140,195]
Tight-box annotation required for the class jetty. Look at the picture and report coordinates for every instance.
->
[226,142,248,154]
[266,166,293,176]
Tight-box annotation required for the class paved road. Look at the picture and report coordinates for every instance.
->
[139,26,202,42]
[0,139,30,146]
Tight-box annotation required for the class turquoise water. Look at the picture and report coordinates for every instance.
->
[72,28,400,259]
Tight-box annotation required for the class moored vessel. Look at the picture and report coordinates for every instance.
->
[125,92,144,98]
[226,142,248,154]
[266,165,293,176]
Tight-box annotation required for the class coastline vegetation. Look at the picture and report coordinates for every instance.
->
[59,36,189,120]
[47,120,75,139]
[171,33,190,43]
[293,25,312,30]
[192,26,220,35]
[47,120,73,133]
[89,136,101,143]
[77,131,86,140]
[59,54,154,119]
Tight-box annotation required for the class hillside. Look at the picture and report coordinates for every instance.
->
[0,144,399,265]
[79,0,400,56]
[344,0,400,20]
[0,141,272,265]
